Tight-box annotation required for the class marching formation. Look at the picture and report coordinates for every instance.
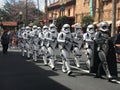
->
[17,22,118,81]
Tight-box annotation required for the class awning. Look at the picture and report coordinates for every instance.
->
[93,22,98,24]
[71,23,81,27]
[2,21,17,26]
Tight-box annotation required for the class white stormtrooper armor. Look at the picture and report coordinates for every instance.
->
[57,24,72,75]
[31,25,38,37]
[45,23,58,70]
[32,25,37,31]
[72,24,83,68]
[18,27,25,39]
[17,27,25,49]
[23,26,31,58]
[37,26,42,37]
[22,26,31,39]
[83,24,95,69]
[32,25,40,61]
[40,25,49,65]
[94,21,111,79]
[37,26,42,55]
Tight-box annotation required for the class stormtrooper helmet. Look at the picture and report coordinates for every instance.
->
[21,27,25,31]
[49,23,56,33]
[32,25,37,31]
[75,24,82,33]
[62,24,70,34]
[42,25,49,32]
[99,22,109,32]
[87,24,95,34]
[37,27,41,31]
[26,26,31,31]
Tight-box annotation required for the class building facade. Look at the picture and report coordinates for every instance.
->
[75,0,120,24]
[47,0,76,24]
[47,0,120,25]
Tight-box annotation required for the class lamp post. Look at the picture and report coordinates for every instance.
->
[0,17,3,26]
[25,0,28,25]
[19,11,23,29]
[0,17,3,36]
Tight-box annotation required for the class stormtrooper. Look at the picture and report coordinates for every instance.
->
[40,25,49,65]
[83,24,95,69]
[72,24,83,68]
[31,25,38,37]
[22,26,31,58]
[22,26,31,40]
[31,25,40,61]
[37,27,42,34]
[37,26,42,55]
[18,27,25,39]
[57,24,72,75]
[45,23,58,70]
[94,22,112,79]
[17,27,25,49]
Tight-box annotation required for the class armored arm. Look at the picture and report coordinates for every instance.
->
[57,33,65,43]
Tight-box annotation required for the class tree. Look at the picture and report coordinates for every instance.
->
[1,0,43,24]
[81,15,94,26]
[56,16,73,32]
[80,15,94,33]
[0,9,10,21]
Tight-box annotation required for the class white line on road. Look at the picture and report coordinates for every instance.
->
[57,62,90,73]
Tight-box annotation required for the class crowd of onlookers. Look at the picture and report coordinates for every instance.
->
[1,30,18,47]
[9,31,18,48]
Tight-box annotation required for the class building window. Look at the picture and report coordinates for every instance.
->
[102,0,112,5]
[83,0,89,5]
[59,11,61,17]
[68,9,70,16]
[51,12,53,17]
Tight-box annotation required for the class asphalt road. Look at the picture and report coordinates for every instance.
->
[0,47,120,90]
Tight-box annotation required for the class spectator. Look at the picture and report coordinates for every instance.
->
[1,29,10,54]
[114,26,120,62]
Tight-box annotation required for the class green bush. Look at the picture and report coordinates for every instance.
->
[56,16,72,32]
[81,15,94,27]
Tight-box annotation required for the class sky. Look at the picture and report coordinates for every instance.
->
[34,0,45,11]
[0,0,58,12]
[0,0,5,8]
[0,0,45,11]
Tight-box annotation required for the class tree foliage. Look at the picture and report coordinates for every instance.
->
[81,15,94,26]
[56,16,73,32]
[0,9,10,21]
[0,0,43,24]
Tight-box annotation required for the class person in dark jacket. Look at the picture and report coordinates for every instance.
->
[1,30,10,54]
[93,22,118,81]
[114,26,120,62]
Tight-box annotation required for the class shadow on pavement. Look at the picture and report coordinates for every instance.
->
[0,51,71,90]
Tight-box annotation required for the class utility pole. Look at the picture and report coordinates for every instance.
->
[37,0,39,16]
[111,0,116,37]
[25,0,28,25]
[98,0,102,23]
[45,0,48,25]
